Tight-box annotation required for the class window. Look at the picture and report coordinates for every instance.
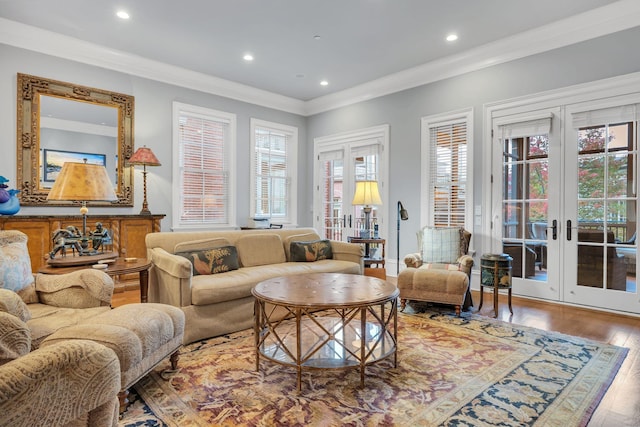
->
[172,102,236,230]
[250,119,298,225]
[421,109,473,228]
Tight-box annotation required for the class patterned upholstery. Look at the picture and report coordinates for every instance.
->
[399,227,474,315]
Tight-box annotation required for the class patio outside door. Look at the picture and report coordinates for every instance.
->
[313,126,388,243]
[492,109,561,302]
[563,101,638,314]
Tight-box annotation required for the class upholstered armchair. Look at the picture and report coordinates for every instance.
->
[0,289,120,427]
[398,227,474,315]
[0,230,114,349]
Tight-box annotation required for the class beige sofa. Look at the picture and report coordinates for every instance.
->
[146,228,364,344]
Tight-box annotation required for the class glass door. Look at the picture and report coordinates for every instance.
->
[564,102,638,313]
[493,110,561,301]
[316,146,382,242]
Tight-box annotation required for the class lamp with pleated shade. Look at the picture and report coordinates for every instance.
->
[128,146,161,215]
[352,180,383,238]
[47,160,117,257]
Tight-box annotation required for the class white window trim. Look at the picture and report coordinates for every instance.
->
[171,101,237,231]
[420,108,474,230]
[249,118,298,226]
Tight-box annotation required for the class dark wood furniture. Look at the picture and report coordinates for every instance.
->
[0,214,164,291]
[347,237,386,279]
[38,258,153,303]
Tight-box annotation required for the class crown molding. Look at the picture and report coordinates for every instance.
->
[0,17,306,115]
[2,0,639,117]
[304,0,640,116]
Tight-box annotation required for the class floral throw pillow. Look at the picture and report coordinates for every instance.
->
[176,246,239,276]
[290,240,333,262]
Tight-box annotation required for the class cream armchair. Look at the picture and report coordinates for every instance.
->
[398,227,474,316]
[0,290,120,427]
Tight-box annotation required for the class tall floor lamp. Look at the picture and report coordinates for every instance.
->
[128,146,161,215]
[397,201,409,275]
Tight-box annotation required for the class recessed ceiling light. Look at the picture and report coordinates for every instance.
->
[313,35,322,40]
[320,80,329,86]
[116,10,130,20]
[243,54,254,61]
[446,34,458,42]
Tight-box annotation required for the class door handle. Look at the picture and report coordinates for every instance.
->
[349,214,352,228]
[342,215,346,228]
[552,219,558,240]
[566,220,571,241]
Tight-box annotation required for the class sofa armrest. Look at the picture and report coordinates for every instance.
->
[404,252,423,268]
[149,247,193,307]
[329,240,364,274]
[0,340,120,427]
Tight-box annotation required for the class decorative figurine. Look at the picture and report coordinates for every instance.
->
[0,176,20,216]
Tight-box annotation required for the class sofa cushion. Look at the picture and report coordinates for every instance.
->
[176,246,239,276]
[0,232,34,293]
[174,237,231,253]
[283,232,321,260]
[235,234,286,267]
[290,240,333,262]
[190,261,361,306]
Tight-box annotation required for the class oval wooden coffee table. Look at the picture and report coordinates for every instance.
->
[252,272,399,391]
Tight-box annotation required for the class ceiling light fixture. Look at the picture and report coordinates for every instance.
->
[320,80,329,86]
[446,34,458,42]
[116,10,130,20]
[243,54,254,61]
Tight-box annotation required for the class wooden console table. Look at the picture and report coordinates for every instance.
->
[0,214,164,292]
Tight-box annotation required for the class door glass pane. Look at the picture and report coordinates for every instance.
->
[502,135,548,281]
[352,154,380,237]
[576,123,636,292]
[320,159,343,240]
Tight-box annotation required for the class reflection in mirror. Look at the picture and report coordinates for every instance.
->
[39,96,118,189]
[16,73,134,207]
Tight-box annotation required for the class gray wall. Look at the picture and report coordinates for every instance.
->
[2,26,640,261]
[306,26,640,266]
[0,44,307,230]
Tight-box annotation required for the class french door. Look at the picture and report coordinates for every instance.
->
[563,100,638,313]
[313,126,388,242]
[492,109,562,302]
[492,100,640,314]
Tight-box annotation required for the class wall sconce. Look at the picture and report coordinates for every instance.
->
[128,146,161,215]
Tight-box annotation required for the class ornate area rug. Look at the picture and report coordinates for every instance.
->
[119,311,627,426]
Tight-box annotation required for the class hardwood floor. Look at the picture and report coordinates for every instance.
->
[112,284,640,426]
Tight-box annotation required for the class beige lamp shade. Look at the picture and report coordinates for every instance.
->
[47,162,118,202]
[352,181,382,206]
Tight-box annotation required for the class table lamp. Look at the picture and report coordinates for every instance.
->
[128,146,161,215]
[352,180,382,238]
[47,160,118,256]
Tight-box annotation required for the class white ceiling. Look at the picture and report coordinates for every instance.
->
[1,0,637,113]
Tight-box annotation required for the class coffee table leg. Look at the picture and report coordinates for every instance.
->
[296,308,302,391]
[254,299,260,372]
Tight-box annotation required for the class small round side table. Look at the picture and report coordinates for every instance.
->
[479,253,513,317]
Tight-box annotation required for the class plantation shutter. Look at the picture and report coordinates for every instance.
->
[178,111,230,224]
[429,120,467,227]
[253,125,290,219]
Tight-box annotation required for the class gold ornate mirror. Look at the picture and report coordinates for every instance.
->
[16,73,134,206]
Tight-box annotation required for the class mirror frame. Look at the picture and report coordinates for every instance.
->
[16,73,134,207]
